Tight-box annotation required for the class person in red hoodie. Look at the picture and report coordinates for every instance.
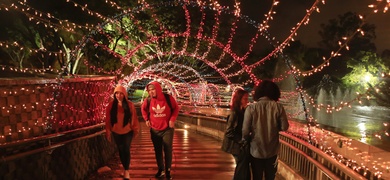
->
[105,85,140,179]
[141,81,180,179]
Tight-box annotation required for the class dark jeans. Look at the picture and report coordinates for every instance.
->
[150,127,174,171]
[112,131,134,170]
[233,144,251,180]
[251,155,278,180]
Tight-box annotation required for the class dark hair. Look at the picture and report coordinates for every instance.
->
[253,80,281,101]
[110,92,131,127]
[231,88,249,113]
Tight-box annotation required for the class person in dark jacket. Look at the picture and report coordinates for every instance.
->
[221,88,250,180]
[242,80,289,180]
[141,81,180,179]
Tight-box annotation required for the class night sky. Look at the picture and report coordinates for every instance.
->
[240,0,390,53]
[0,0,388,54]
[298,0,390,52]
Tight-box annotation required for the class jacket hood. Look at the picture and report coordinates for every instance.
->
[114,85,128,99]
[146,81,165,100]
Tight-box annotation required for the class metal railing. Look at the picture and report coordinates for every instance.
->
[0,124,105,162]
[279,132,365,180]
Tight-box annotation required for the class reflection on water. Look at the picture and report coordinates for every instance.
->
[310,105,390,143]
[278,87,390,150]
[357,122,367,143]
[288,87,390,150]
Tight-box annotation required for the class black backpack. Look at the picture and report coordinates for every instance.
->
[146,93,173,119]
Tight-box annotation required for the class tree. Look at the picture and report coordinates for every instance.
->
[81,0,241,81]
[318,12,377,82]
[381,49,390,68]
[367,74,390,107]
[319,12,376,54]
[1,45,31,69]
[342,51,388,92]
[0,0,117,74]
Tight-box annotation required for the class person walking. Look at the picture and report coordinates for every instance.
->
[221,88,250,180]
[105,85,140,179]
[242,80,289,180]
[141,81,180,179]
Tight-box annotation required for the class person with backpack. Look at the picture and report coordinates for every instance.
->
[141,81,180,179]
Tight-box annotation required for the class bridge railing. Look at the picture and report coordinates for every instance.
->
[175,111,369,180]
[279,132,365,180]
[0,123,115,180]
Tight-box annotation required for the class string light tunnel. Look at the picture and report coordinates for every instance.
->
[1,0,390,178]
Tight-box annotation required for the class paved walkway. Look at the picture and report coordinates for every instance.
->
[87,123,236,180]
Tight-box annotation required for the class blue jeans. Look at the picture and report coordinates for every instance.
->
[112,131,134,170]
[150,127,174,171]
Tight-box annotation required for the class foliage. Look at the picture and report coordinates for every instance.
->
[342,51,388,92]
[319,12,376,54]
[80,0,239,81]
[318,12,377,83]
[381,49,390,68]
[0,0,117,73]
[367,74,390,107]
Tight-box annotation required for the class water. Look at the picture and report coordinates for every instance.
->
[275,67,390,150]
[308,87,390,150]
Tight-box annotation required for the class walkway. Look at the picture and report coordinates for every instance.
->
[87,123,236,180]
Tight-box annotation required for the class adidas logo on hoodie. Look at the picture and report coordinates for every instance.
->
[152,104,167,118]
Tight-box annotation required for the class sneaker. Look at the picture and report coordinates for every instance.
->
[124,170,130,179]
[155,169,165,178]
[165,169,172,179]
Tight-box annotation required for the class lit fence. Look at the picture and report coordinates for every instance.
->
[279,132,365,180]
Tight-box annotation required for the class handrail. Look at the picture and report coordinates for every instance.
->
[280,132,365,180]
[0,132,65,148]
[2,143,65,162]
[0,124,105,162]
[188,112,227,119]
[279,138,340,180]
[1,130,105,162]
[182,111,227,122]
[0,123,105,148]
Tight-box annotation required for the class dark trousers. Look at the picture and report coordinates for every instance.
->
[112,131,134,170]
[150,128,174,171]
[233,144,251,180]
[251,155,278,180]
